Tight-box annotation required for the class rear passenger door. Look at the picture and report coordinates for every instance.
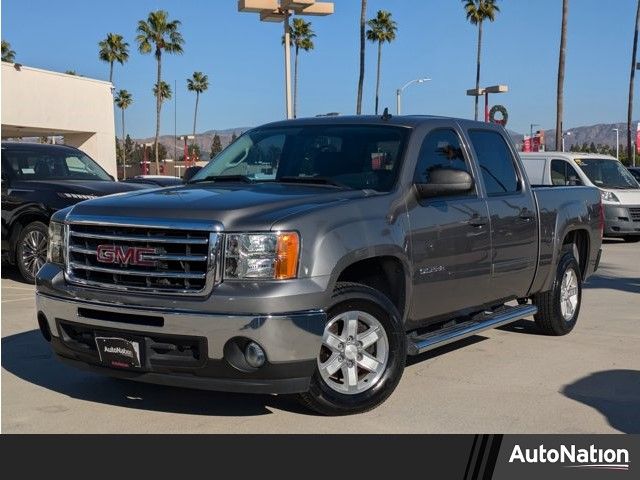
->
[465,128,538,300]
[407,125,492,325]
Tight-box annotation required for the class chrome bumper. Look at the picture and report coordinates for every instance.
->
[36,293,325,364]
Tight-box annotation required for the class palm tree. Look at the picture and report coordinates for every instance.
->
[628,0,640,165]
[366,10,397,115]
[1,40,15,62]
[555,0,569,151]
[356,0,367,115]
[136,10,184,172]
[463,0,500,121]
[98,33,129,84]
[187,72,209,142]
[282,19,315,118]
[114,90,133,179]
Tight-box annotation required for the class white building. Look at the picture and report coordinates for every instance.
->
[1,62,117,177]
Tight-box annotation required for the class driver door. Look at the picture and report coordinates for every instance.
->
[407,125,491,325]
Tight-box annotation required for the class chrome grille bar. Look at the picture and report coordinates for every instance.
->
[65,222,222,296]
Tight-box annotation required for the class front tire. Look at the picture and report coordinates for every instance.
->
[532,252,582,336]
[298,282,406,415]
[16,221,48,283]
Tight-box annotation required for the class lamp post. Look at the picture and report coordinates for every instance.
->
[612,128,620,160]
[238,0,334,119]
[466,85,509,122]
[396,77,430,115]
[561,131,571,152]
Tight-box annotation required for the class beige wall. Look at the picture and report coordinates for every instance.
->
[1,62,117,177]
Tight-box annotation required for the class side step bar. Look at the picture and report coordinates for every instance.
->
[407,304,538,356]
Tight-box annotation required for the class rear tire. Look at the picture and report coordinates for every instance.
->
[298,282,406,416]
[16,221,48,283]
[532,252,582,336]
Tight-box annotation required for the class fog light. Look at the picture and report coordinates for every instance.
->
[245,342,266,368]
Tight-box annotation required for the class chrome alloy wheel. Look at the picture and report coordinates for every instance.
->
[560,268,579,321]
[317,310,389,395]
[21,230,47,279]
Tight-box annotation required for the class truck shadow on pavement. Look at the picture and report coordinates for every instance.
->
[583,273,640,295]
[562,370,640,434]
[1,330,311,417]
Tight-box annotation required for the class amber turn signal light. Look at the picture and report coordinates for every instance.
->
[275,232,300,280]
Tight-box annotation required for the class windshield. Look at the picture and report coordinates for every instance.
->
[2,148,112,181]
[577,158,640,189]
[191,125,410,192]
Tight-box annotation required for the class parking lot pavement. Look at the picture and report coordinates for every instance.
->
[2,241,638,433]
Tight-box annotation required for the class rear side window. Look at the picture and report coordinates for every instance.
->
[414,128,472,194]
[468,130,520,196]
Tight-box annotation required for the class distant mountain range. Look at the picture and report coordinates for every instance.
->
[509,121,637,150]
[134,121,638,159]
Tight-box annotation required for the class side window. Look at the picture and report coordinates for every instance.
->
[414,128,472,194]
[468,130,520,196]
[550,159,566,186]
[565,163,582,186]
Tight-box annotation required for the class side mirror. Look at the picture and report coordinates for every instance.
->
[183,166,202,182]
[415,168,474,198]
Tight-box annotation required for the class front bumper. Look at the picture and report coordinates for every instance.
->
[36,292,326,394]
[604,205,640,237]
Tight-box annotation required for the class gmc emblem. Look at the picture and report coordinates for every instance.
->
[96,245,157,267]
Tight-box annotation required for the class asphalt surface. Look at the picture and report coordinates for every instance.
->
[2,240,638,433]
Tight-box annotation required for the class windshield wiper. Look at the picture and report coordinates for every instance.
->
[188,175,254,184]
[277,176,350,189]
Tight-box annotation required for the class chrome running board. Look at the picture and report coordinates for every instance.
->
[407,304,538,356]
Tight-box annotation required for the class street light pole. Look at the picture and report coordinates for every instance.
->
[395,77,430,115]
[239,1,334,120]
[613,128,619,160]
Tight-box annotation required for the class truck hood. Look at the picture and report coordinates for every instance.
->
[64,183,375,230]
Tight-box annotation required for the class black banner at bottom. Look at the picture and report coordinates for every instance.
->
[0,434,637,479]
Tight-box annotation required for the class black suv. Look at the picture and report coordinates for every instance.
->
[1,142,146,282]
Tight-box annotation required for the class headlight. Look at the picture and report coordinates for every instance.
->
[600,190,620,203]
[225,232,300,280]
[57,193,98,200]
[46,221,65,265]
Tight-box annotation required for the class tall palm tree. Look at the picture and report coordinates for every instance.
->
[282,19,315,118]
[187,72,209,141]
[366,10,397,115]
[463,0,500,121]
[136,10,184,172]
[152,81,172,169]
[555,0,569,151]
[98,33,129,84]
[114,90,133,179]
[356,0,367,115]
[628,0,640,165]
[1,40,15,62]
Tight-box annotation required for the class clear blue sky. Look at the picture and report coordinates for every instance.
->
[2,0,638,137]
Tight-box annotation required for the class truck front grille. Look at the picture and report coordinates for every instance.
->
[65,223,222,295]
[629,207,640,222]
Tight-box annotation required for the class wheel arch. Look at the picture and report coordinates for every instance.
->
[330,250,411,323]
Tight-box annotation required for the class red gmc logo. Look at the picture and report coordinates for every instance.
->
[96,245,157,267]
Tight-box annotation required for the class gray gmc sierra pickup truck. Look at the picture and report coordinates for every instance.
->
[35,115,603,415]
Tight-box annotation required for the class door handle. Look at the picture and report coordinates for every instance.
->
[468,215,487,227]
[519,209,535,221]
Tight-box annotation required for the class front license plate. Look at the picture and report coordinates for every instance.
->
[95,336,142,369]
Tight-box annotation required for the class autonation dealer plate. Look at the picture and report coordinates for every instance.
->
[95,337,142,369]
